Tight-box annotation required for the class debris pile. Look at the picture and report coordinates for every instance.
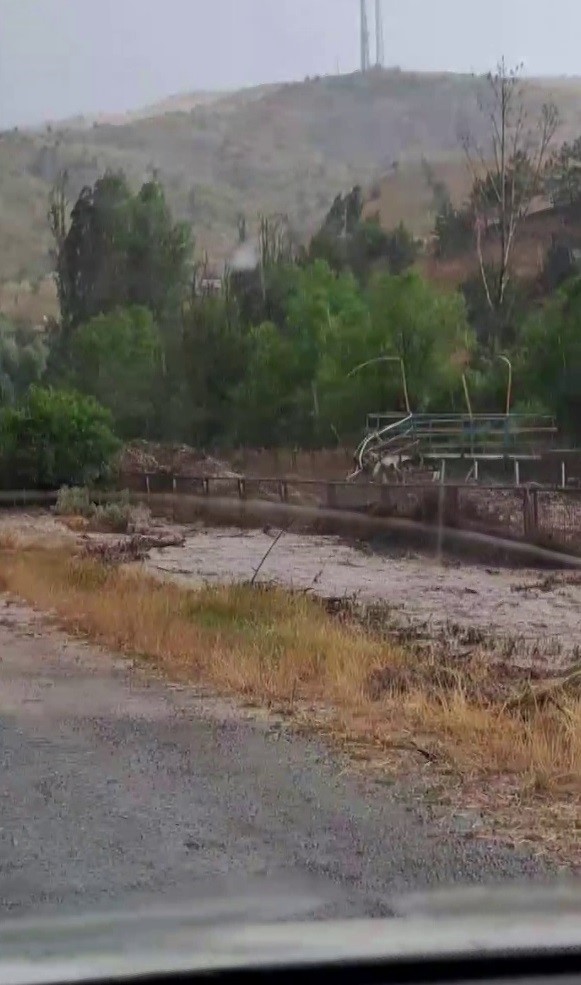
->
[119,441,240,480]
[81,530,185,565]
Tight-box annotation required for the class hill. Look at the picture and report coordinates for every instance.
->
[3,68,581,292]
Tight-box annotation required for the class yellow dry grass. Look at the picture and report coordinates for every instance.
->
[0,540,580,814]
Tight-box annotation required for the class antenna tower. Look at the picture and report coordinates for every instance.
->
[360,0,370,73]
[375,0,384,67]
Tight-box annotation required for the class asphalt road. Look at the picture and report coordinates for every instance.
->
[0,598,552,921]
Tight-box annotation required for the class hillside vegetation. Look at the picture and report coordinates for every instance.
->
[4,68,581,281]
[2,63,581,477]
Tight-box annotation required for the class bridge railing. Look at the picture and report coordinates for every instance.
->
[364,413,558,458]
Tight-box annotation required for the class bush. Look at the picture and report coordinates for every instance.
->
[55,486,93,518]
[0,386,119,489]
[90,500,133,533]
[55,487,134,533]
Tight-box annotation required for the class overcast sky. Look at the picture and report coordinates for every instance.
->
[1,0,580,127]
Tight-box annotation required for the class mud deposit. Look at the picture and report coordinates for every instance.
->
[142,525,581,670]
[2,511,580,668]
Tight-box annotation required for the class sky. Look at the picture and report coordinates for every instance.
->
[1,0,581,127]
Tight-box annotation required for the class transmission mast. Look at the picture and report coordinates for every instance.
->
[360,0,370,73]
[375,0,385,67]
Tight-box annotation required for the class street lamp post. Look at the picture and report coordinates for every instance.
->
[347,356,411,416]
[499,355,513,416]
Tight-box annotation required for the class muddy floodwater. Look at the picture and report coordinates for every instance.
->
[147,525,581,668]
[2,511,580,669]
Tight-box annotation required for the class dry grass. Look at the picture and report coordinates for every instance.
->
[363,156,475,238]
[5,69,581,280]
[0,540,579,812]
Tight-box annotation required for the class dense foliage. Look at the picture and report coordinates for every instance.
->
[0,386,119,489]
[2,141,581,489]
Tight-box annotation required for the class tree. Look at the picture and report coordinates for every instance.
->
[228,214,299,330]
[50,171,133,334]
[0,318,47,406]
[518,276,581,437]
[126,180,192,327]
[48,171,192,336]
[0,386,119,489]
[308,187,364,274]
[310,265,471,440]
[232,320,317,446]
[461,60,558,333]
[180,295,248,445]
[434,201,473,259]
[547,137,581,208]
[461,267,528,349]
[312,266,379,440]
[309,188,417,284]
[231,261,367,446]
[380,221,419,275]
[367,271,473,412]
[68,306,161,438]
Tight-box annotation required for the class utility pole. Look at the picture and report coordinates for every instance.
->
[360,0,370,73]
[375,0,385,67]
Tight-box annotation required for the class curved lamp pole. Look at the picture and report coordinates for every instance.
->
[461,373,473,419]
[347,356,411,416]
[498,355,513,416]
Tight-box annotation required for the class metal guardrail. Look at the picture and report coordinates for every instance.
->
[116,472,581,553]
[353,413,414,474]
[364,412,559,458]
[2,473,581,556]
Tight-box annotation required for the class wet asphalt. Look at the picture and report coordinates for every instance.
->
[0,599,552,921]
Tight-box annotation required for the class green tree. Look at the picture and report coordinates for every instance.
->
[181,295,248,444]
[50,171,133,334]
[0,319,47,406]
[228,215,298,330]
[546,137,581,208]
[126,180,192,328]
[228,262,341,446]
[518,276,581,437]
[232,321,314,446]
[309,189,416,284]
[434,201,473,259]
[367,271,472,412]
[68,306,161,438]
[0,386,119,489]
[49,171,192,337]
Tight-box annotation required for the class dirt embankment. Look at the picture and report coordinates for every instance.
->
[119,442,241,479]
[119,441,354,482]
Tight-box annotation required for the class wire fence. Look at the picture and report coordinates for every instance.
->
[119,471,581,555]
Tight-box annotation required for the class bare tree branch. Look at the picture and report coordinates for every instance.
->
[461,60,559,333]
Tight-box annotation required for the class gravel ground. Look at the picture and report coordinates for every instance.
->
[0,597,553,919]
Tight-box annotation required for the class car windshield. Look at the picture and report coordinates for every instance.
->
[0,0,579,937]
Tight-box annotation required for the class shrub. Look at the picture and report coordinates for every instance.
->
[55,487,133,533]
[0,386,119,489]
[89,499,133,533]
[55,486,93,518]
